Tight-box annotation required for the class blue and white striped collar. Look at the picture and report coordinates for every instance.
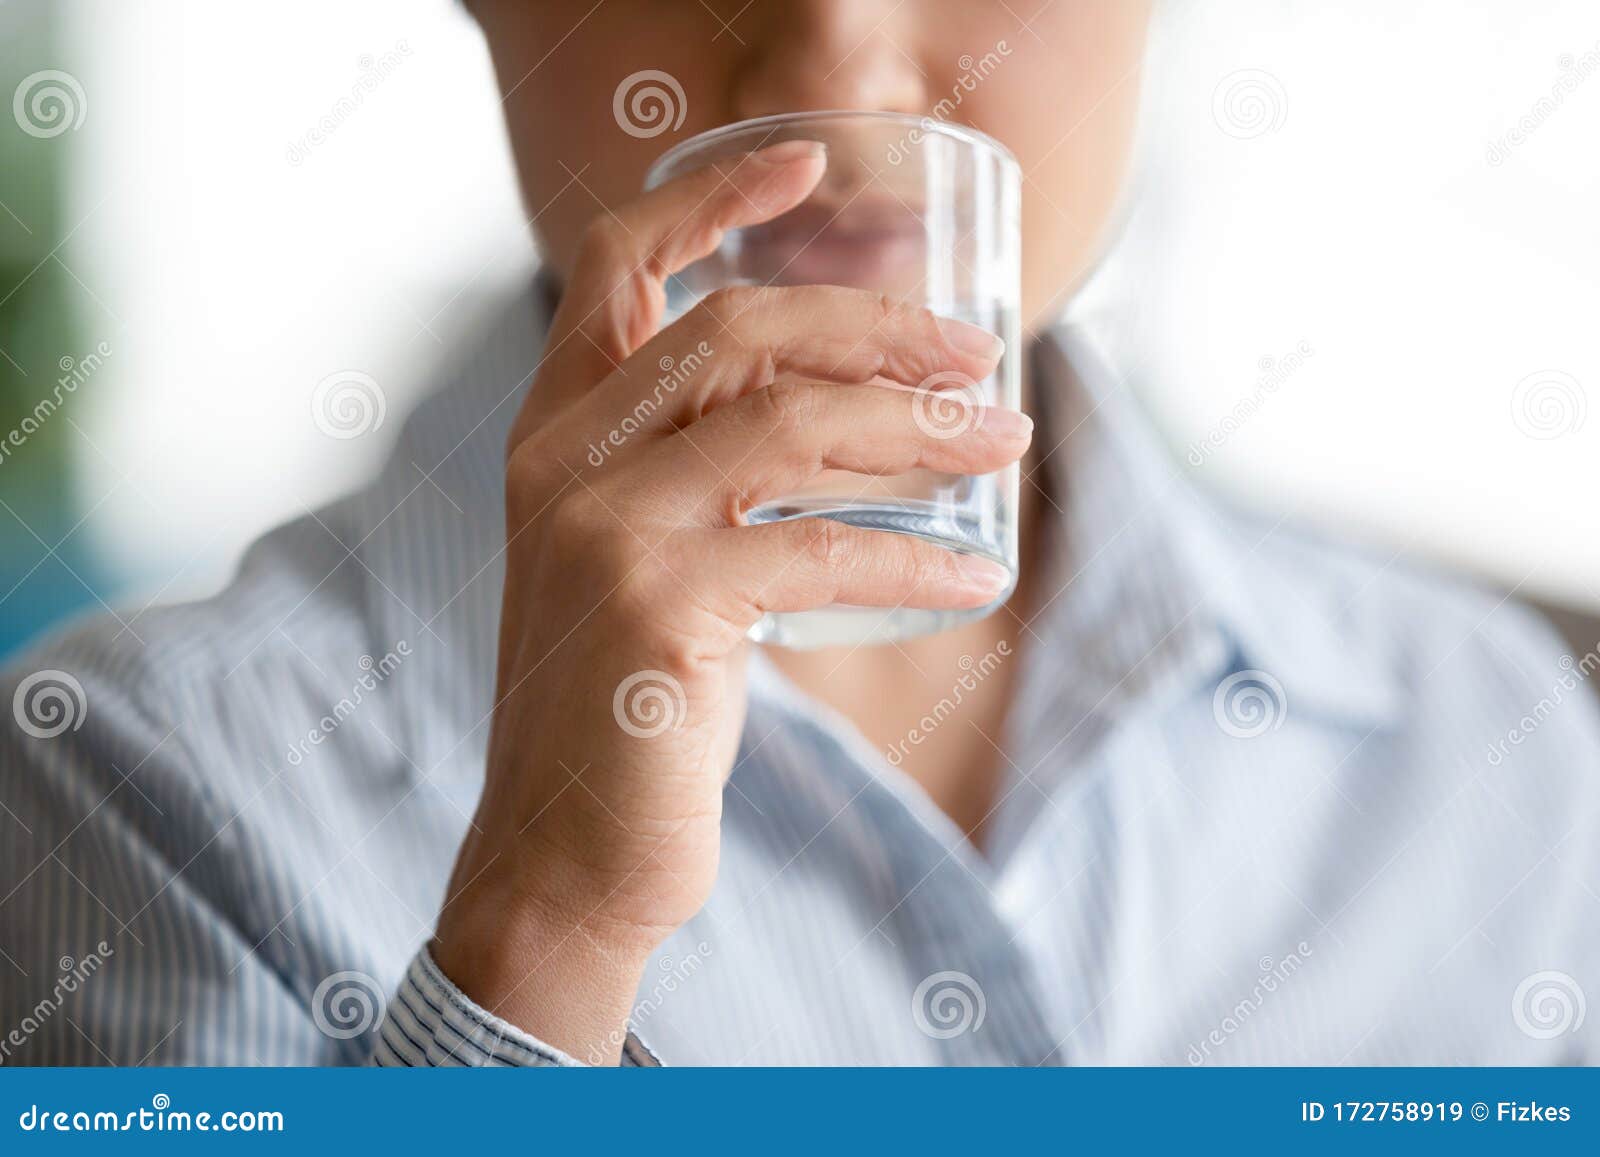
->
[1025,325,1406,736]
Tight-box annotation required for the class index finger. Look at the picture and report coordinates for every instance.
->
[528,141,827,425]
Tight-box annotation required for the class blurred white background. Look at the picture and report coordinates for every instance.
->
[50,0,534,598]
[1078,0,1600,618]
[27,0,1600,616]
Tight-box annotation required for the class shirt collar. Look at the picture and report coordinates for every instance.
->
[1026,325,1406,735]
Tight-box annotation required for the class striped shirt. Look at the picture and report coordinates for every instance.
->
[2,287,1597,1067]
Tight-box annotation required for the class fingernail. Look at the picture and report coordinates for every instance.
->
[956,555,1011,596]
[979,406,1033,440]
[936,316,1005,361]
[752,139,827,166]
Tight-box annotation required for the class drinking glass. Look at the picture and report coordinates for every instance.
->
[645,111,1022,649]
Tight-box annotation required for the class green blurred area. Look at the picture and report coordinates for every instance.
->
[1,7,111,659]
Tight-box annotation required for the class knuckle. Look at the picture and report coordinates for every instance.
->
[535,491,645,595]
[659,537,753,638]
[874,292,904,325]
[910,301,942,336]
[607,562,672,625]
[751,379,815,433]
[898,299,945,352]
[506,437,558,494]
[698,285,761,329]
[637,241,672,286]
[544,487,607,543]
[545,490,639,589]
[867,293,939,348]
[793,515,849,570]
[833,288,907,332]
[614,563,726,659]
[577,214,631,266]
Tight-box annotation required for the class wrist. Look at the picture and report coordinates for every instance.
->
[432,866,658,1065]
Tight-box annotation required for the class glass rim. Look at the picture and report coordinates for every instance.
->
[645,109,1020,187]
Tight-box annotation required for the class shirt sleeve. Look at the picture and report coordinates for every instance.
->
[1,639,663,1068]
[370,946,661,1067]
[0,649,343,1065]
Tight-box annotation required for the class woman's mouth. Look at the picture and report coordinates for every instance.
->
[736,196,928,289]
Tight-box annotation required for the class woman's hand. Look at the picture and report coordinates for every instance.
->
[431,140,1030,1062]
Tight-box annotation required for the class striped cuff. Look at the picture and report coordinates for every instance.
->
[370,946,660,1067]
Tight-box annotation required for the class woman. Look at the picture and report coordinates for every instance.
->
[3,0,1596,1066]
